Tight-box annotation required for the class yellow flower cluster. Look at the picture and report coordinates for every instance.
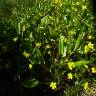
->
[91,67,96,73]
[84,42,94,53]
[88,35,92,39]
[50,82,57,90]
[36,43,41,48]
[88,42,94,49]
[13,37,18,42]
[29,64,32,69]
[70,30,75,35]
[83,82,89,90]
[67,73,73,79]
[22,50,30,58]
[84,45,89,53]
[46,45,51,49]
[68,62,75,70]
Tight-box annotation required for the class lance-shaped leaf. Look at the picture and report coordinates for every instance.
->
[74,32,85,51]
[74,60,90,67]
[63,46,67,57]
[58,35,64,56]
[22,78,39,88]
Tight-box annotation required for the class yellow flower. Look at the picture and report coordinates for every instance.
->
[68,62,75,70]
[36,43,41,48]
[84,45,89,53]
[50,82,57,90]
[88,35,92,39]
[29,64,32,69]
[22,50,30,58]
[70,30,75,35]
[91,67,96,73]
[84,42,94,53]
[67,73,73,79]
[88,42,94,49]
[13,37,18,42]
[84,65,88,69]
[82,5,87,10]
[46,45,51,49]
[83,82,89,90]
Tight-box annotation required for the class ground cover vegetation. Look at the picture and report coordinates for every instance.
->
[0,0,96,96]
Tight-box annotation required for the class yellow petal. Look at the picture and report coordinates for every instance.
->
[84,45,89,53]
[91,67,96,73]
[85,65,88,69]
[88,42,94,49]
[36,43,41,48]
[50,82,57,90]
[68,62,75,70]
[46,45,51,49]
[22,51,30,58]
[13,37,18,42]
[29,64,32,69]
[88,35,92,39]
[67,73,73,79]
[83,82,89,90]
[82,5,87,10]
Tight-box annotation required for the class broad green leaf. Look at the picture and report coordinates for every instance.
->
[74,60,90,67]
[22,78,39,88]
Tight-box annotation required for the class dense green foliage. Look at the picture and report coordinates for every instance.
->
[0,0,96,96]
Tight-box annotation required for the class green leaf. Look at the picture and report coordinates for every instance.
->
[74,60,90,67]
[74,32,85,51]
[36,48,42,57]
[41,15,48,25]
[22,78,39,88]
[63,46,67,57]
[49,26,58,37]
[58,35,64,56]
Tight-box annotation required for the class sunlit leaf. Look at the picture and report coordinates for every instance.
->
[74,60,90,67]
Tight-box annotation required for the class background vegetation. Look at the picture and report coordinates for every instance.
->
[0,0,96,96]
